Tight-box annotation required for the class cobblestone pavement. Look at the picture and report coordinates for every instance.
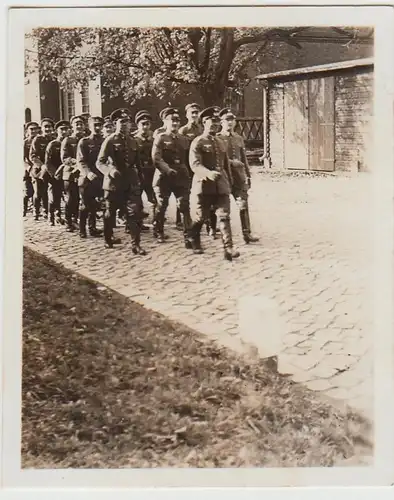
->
[23,171,374,419]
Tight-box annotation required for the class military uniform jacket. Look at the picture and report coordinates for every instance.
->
[189,134,233,195]
[29,135,52,180]
[151,132,190,188]
[96,132,141,192]
[179,122,204,145]
[152,126,166,139]
[60,135,84,182]
[217,131,250,190]
[24,138,34,180]
[134,131,154,171]
[44,139,63,181]
[76,134,104,187]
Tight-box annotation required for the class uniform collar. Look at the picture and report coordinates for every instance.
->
[220,130,234,136]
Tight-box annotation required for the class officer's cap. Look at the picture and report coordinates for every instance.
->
[185,102,201,112]
[70,115,85,125]
[110,108,132,123]
[89,116,104,125]
[135,110,152,124]
[161,107,180,120]
[25,121,39,130]
[219,108,236,120]
[40,118,55,127]
[199,107,221,123]
[103,115,113,124]
[80,112,91,120]
[55,120,70,130]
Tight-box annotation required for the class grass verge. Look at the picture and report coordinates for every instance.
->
[22,247,372,468]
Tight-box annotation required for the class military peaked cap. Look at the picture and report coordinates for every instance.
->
[161,107,180,120]
[25,121,39,129]
[70,115,85,125]
[103,115,113,124]
[185,102,201,112]
[110,108,132,122]
[40,118,55,126]
[89,116,104,124]
[199,107,221,122]
[55,120,70,129]
[135,110,152,124]
[219,108,236,119]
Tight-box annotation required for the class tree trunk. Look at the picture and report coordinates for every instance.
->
[200,82,226,108]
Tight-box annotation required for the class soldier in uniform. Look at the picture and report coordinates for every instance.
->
[154,107,182,230]
[96,108,146,255]
[43,120,70,226]
[23,121,40,217]
[179,103,203,150]
[75,116,105,239]
[133,110,156,229]
[60,115,86,231]
[103,116,115,138]
[189,107,240,261]
[218,108,259,244]
[151,107,192,247]
[29,118,54,220]
[80,112,91,137]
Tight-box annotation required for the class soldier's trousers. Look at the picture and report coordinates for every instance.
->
[232,187,253,238]
[32,178,49,217]
[153,181,192,241]
[47,179,63,222]
[141,168,157,213]
[103,188,143,247]
[191,193,234,249]
[63,180,79,227]
[23,177,33,215]
[79,181,101,234]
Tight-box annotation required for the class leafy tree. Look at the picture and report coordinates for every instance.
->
[26,26,372,107]
[25,27,307,106]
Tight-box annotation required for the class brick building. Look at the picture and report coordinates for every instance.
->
[256,58,374,173]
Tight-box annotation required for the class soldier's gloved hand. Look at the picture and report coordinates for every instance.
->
[87,171,97,181]
[206,171,221,182]
[168,168,177,176]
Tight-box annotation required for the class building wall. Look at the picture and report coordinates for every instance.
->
[267,68,374,172]
[268,84,284,169]
[334,70,374,172]
[243,40,373,118]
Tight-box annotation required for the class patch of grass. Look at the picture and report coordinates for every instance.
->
[22,248,372,468]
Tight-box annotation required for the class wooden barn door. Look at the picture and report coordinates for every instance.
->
[283,80,309,170]
[308,76,335,171]
[283,76,335,171]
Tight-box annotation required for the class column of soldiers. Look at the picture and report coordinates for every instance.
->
[23,103,259,261]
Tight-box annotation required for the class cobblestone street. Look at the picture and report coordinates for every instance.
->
[23,170,374,419]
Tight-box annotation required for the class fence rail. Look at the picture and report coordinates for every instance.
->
[235,117,264,148]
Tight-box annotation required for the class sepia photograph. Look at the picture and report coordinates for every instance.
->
[2,3,394,491]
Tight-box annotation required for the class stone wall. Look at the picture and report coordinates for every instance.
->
[334,71,374,172]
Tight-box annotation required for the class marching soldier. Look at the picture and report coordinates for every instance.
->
[80,113,91,137]
[133,110,156,228]
[218,108,259,244]
[103,116,115,138]
[23,121,40,217]
[189,107,240,261]
[151,107,192,247]
[96,108,146,255]
[154,107,183,230]
[75,116,105,239]
[179,103,203,148]
[29,118,54,220]
[60,115,86,232]
[44,120,70,226]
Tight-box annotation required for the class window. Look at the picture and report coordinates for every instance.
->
[25,108,32,123]
[81,84,90,114]
[64,91,75,120]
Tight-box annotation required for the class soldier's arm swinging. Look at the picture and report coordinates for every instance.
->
[151,135,174,175]
[96,136,119,178]
[76,138,92,177]
[44,141,56,177]
[189,138,214,180]
[29,136,43,168]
